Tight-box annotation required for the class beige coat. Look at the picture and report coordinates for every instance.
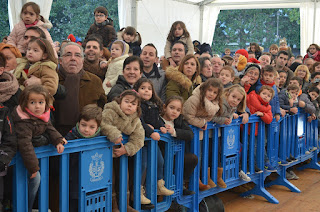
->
[100,101,144,156]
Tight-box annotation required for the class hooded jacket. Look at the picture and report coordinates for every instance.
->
[117,29,142,56]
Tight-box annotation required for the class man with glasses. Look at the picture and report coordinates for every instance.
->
[83,6,116,48]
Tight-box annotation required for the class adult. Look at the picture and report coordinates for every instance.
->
[303,44,320,62]
[198,57,213,82]
[161,41,187,70]
[258,54,271,69]
[304,58,315,71]
[0,43,22,73]
[293,65,310,91]
[275,50,292,87]
[211,56,223,78]
[240,64,261,95]
[140,43,166,101]
[107,56,143,102]
[54,42,107,135]
[166,54,201,101]
[83,35,107,81]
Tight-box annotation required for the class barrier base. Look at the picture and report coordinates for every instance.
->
[265,168,300,193]
[297,152,320,171]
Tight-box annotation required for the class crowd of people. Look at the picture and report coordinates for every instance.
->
[0,2,319,211]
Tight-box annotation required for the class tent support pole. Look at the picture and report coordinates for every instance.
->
[131,0,137,28]
[199,5,204,43]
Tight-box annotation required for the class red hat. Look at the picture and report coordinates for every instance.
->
[235,49,249,60]
[247,58,260,64]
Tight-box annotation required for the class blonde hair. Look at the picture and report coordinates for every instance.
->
[223,84,246,112]
[294,65,310,82]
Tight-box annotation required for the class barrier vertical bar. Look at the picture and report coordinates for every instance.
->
[147,138,157,212]
[59,154,69,212]
[39,157,49,211]
[119,155,128,212]
[133,149,141,211]
[13,154,28,212]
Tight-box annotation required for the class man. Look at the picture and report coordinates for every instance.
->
[275,50,292,87]
[161,41,187,70]
[304,58,315,71]
[140,43,166,101]
[54,42,107,135]
[211,56,223,78]
[83,36,106,81]
[258,54,271,69]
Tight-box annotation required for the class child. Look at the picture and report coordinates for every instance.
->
[183,78,223,190]
[11,85,66,212]
[133,78,173,207]
[269,44,279,61]
[65,104,102,212]
[6,2,56,56]
[278,70,288,91]
[164,21,194,67]
[212,85,250,186]
[248,42,262,59]
[100,90,144,212]
[84,6,116,48]
[14,37,58,104]
[223,48,231,57]
[307,86,320,122]
[161,96,197,195]
[102,40,129,95]
[117,27,142,56]
[218,66,235,88]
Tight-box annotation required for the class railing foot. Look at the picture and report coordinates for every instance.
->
[297,153,320,171]
[240,184,279,204]
[265,170,300,193]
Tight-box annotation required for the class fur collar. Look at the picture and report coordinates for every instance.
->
[104,100,139,120]
[192,86,219,117]
[15,58,57,79]
[166,66,201,90]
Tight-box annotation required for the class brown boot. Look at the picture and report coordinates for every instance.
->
[208,167,217,188]
[217,167,227,188]
[199,179,210,191]
[127,192,138,212]
[112,193,119,212]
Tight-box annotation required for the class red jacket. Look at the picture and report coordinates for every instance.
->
[246,91,273,135]
[303,51,320,62]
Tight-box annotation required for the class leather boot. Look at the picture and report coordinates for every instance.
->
[217,167,227,188]
[199,179,210,191]
[112,193,119,212]
[127,192,138,212]
[157,179,174,196]
[208,167,217,188]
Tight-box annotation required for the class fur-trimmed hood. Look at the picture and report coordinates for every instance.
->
[165,66,201,90]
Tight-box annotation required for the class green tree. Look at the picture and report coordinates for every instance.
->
[0,0,10,40]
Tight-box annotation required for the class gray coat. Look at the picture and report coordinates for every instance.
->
[143,64,167,102]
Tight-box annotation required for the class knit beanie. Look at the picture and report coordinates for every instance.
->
[237,55,247,71]
[243,63,261,76]
[247,58,260,64]
[0,43,22,58]
[235,49,249,60]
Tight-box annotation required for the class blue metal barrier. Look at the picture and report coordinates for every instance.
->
[10,112,319,212]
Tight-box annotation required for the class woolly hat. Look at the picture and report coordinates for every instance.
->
[237,55,247,71]
[200,43,212,56]
[247,58,260,64]
[235,49,249,59]
[0,43,22,58]
[243,63,261,76]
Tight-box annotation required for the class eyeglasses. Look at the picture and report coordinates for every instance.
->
[62,52,83,58]
[246,72,259,77]
[95,14,105,18]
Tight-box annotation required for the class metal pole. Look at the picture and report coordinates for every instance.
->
[131,0,137,28]
[199,5,204,43]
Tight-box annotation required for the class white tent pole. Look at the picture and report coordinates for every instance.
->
[312,0,316,43]
[199,5,204,43]
[131,0,137,28]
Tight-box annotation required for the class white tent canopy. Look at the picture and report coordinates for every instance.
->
[8,0,320,55]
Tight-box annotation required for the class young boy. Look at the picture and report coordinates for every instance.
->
[84,6,117,48]
[278,70,288,91]
[307,86,320,121]
[218,66,235,88]
[223,48,231,56]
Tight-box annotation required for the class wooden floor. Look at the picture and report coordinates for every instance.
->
[218,167,320,212]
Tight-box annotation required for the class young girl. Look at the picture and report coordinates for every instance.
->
[164,21,194,67]
[161,96,198,195]
[183,78,223,190]
[11,85,66,212]
[13,37,58,104]
[117,27,142,56]
[102,40,129,95]
[100,90,144,211]
[7,2,56,56]
[133,78,173,207]
[212,84,250,187]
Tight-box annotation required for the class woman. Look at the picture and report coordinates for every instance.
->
[239,64,261,94]
[198,57,213,82]
[0,43,22,73]
[166,54,201,101]
[303,44,320,62]
[294,65,310,90]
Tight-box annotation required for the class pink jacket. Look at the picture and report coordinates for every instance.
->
[7,20,57,58]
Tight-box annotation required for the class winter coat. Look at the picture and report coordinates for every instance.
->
[83,58,107,82]
[164,35,194,59]
[303,51,320,62]
[255,80,281,116]
[183,86,220,128]
[14,58,58,99]
[84,18,117,48]
[142,64,167,102]
[107,75,132,102]
[211,99,236,125]
[12,106,63,174]
[0,104,17,176]
[100,101,144,156]
[7,20,57,57]
[117,30,142,56]
[140,100,165,138]
[166,66,201,101]
[279,89,316,115]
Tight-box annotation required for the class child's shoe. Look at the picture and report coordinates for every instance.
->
[278,159,289,166]
[289,155,298,162]
[157,179,174,196]
[217,167,227,188]
[286,158,293,163]
[305,150,311,154]
[264,162,277,172]
[140,186,151,204]
[199,179,211,191]
[207,167,217,188]
[310,146,318,152]
[255,166,263,174]
[239,170,251,181]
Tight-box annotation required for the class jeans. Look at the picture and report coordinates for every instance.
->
[141,143,164,182]
[28,171,40,212]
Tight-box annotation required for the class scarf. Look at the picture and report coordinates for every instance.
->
[308,51,319,59]
[55,66,84,126]
[83,59,105,80]
[257,94,269,106]
[0,72,19,103]
[25,107,50,122]
[95,20,107,27]
[260,79,275,87]
[25,20,38,28]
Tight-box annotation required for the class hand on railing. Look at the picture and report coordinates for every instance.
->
[160,126,167,134]
[165,124,175,136]
[113,143,127,157]
[150,132,161,141]
[298,100,306,108]
[239,112,249,124]
[201,123,207,130]
[113,136,123,144]
[56,143,65,154]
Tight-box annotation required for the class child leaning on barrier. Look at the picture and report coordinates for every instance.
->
[100,90,144,212]
[11,85,66,212]
[211,84,250,187]
[183,78,223,191]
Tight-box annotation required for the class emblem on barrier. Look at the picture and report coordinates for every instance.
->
[227,129,235,149]
[89,152,104,182]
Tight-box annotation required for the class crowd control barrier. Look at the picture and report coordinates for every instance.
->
[10,111,319,212]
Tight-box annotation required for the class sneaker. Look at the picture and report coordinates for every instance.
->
[140,186,151,204]
[286,158,293,163]
[286,171,295,180]
[243,194,255,199]
[264,162,277,172]
[278,159,289,166]
[289,155,298,162]
[289,170,299,180]
[255,166,263,173]
[305,150,311,154]
[310,147,318,152]
[239,170,251,181]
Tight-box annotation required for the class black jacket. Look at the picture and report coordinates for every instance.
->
[140,100,164,137]
[107,75,132,102]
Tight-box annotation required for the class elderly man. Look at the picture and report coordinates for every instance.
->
[304,58,315,71]
[211,56,223,78]
[54,42,107,135]
[161,41,187,70]
[258,54,271,69]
